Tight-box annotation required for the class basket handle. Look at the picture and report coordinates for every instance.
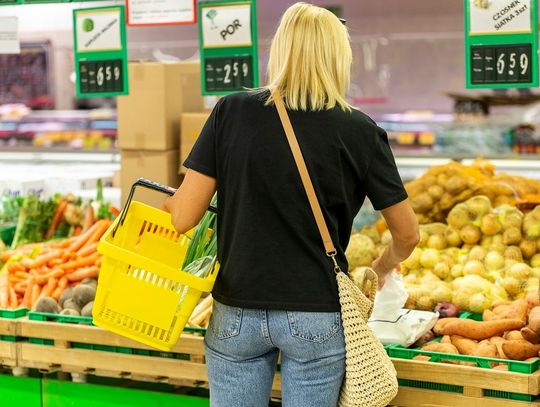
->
[112,178,217,237]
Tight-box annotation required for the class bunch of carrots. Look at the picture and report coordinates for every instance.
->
[0,219,112,310]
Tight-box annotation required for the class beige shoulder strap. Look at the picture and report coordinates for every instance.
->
[271,88,339,263]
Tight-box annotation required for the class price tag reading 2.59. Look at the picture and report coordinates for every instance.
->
[471,43,532,85]
[204,56,253,92]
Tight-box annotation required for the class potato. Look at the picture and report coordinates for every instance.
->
[63,299,81,314]
[81,278,98,287]
[504,330,524,341]
[73,284,96,308]
[81,301,94,317]
[60,308,80,316]
[421,343,459,354]
[58,287,74,308]
[34,297,60,314]
[502,340,540,361]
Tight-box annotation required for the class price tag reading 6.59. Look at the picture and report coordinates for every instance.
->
[471,43,532,84]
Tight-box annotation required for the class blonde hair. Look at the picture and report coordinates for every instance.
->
[266,2,352,111]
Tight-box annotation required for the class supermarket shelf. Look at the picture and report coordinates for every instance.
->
[0,149,119,163]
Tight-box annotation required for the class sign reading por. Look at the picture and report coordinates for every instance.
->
[469,0,532,34]
[465,0,538,88]
[201,3,252,47]
[198,0,258,95]
[73,6,129,98]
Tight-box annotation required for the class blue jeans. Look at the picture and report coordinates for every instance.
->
[204,300,346,407]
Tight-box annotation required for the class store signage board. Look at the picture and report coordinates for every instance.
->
[198,0,259,95]
[0,17,20,54]
[0,0,22,5]
[72,6,129,98]
[126,0,196,26]
[465,0,539,88]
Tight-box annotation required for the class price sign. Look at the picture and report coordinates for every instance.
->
[465,0,539,88]
[0,0,22,5]
[198,0,258,95]
[73,6,129,98]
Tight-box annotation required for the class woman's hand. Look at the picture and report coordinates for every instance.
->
[371,255,399,289]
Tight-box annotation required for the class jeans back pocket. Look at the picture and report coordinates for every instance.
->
[209,301,243,340]
[286,311,341,343]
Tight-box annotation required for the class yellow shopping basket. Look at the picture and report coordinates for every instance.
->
[93,178,219,351]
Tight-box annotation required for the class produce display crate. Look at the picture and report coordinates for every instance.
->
[16,317,282,394]
[0,307,28,342]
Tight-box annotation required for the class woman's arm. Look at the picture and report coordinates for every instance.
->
[163,169,217,234]
[372,199,419,288]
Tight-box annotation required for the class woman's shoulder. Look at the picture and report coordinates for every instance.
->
[219,89,269,109]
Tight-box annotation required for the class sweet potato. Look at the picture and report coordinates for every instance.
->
[441,335,451,344]
[421,343,459,354]
[521,327,540,344]
[526,291,540,310]
[433,317,460,336]
[493,364,509,371]
[483,309,497,321]
[474,340,498,364]
[489,336,508,359]
[450,335,479,355]
[490,300,528,323]
[413,355,431,362]
[505,330,524,341]
[529,306,540,335]
[502,340,540,361]
[441,319,525,340]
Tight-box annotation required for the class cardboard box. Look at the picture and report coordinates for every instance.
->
[117,62,205,151]
[179,112,211,174]
[121,149,182,208]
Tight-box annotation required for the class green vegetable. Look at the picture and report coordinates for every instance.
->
[181,196,217,278]
[0,195,23,224]
[82,18,94,33]
[10,195,57,248]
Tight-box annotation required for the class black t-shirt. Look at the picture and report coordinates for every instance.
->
[184,90,407,312]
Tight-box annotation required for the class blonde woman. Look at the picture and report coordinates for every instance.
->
[165,2,419,406]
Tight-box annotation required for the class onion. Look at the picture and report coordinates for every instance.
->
[460,224,481,245]
[427,234,448,250]
[519,239,537,260]
[444,227,462,247]
[531,254,540,268]
[402,248,422,270]
[503,227,522,245]
[418,229,429,247]
[463,260,486,276]
[466,195,492,218]
[485,251,505,271]
[420,248,441,269]
[469,292,491,313]
[480,213,502,236]
[433,262,450,279]
[502,276,523,297]
[468,246,486,261]
[447,204,473,230]
[451,264,464,278]
[507,263,532,280]
[504,245,523,261]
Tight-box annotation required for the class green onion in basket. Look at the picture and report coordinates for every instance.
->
[181,196,217,278]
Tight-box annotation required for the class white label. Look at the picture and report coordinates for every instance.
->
[127,0,195,25]
[469,0,532,34]
[0,17,20,55]
[201,3,252,48]
[75,8,122,53]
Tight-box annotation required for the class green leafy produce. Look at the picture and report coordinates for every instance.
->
[181,196,217,278]
[0,196,23,224]
[10,195,57,248]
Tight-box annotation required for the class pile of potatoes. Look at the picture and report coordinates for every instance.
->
[405,158,540,224]
[34,278,96,317]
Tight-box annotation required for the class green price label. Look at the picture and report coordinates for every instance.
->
[73,6,129,98]
[464,0,539,89]
[198,0,259,96]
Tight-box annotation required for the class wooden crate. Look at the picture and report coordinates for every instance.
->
[390,358,540,407]
[16,318,282,393]
[0,316,18,367]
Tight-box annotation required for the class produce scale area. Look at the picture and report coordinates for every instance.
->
[4,1,540,406]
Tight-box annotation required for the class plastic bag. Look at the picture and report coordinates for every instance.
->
[368,272,438,346]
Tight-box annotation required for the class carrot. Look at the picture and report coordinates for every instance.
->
[47,258,63,268]
[95,257,102,267]
[441,319,526,340]
[82,205,95,232]
[66,266,99,282]
[22,278,34,308]
[34,269,64,285]
[49,236,78,249]
[109,205,121,217]
[73,226,82,236]
[76,242,98,257]
[9,287,18,308]
[61,252,100,272]
[52,276,68,300]
[14,283,27,296]
[25,250,62,270]
[14,271,30,280]
[46,200,68,239]
[85,219,112,245]
[41,277,58,298]
[7,262,26,273]
[67,220,106,252]
[30,285,42,310]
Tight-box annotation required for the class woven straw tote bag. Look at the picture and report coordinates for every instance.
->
[272,88,398,407]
